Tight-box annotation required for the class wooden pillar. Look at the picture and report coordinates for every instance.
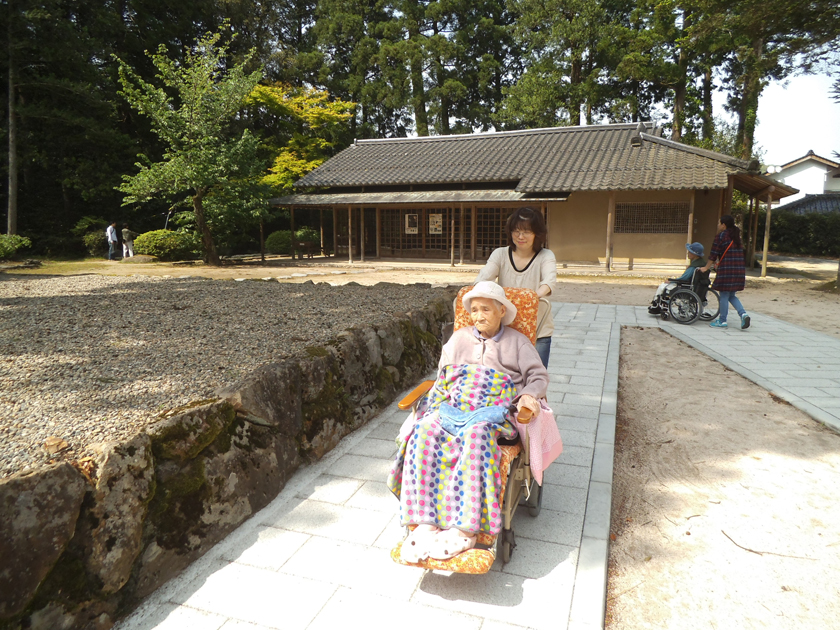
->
[761,194,772,278]
[347,205,353,264]
[421,208,426,258]
[687,191,695,259]
[319,208,324,257]
[459,203,465,265]
[332,208,338,259]
[722,176,733,218]
[750,197,760,269]
[542,201,549,250]
[290,205,296,261]
[359,208,365,263]
[471,204,477,261]
[605,192,615,272]
[450,208,455,267]
[375,207,381,258]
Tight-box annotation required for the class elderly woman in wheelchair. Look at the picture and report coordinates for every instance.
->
[387,281,549,565]
[648,242,720,324]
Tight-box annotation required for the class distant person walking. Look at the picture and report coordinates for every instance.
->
[700,214,750,329]
[122,223,138,258]
[106,221,119,261]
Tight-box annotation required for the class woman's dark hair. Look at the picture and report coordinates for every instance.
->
[506,207,547,252]
[719,214,742,248]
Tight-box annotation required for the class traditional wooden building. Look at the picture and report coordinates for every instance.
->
[271,122,796,269]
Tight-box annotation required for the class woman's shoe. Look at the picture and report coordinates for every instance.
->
[709,319,728,328]
[741,313,751,329]
[400,525,439,562]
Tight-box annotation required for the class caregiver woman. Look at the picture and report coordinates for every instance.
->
[475,207,556,366]
[699,214,751,330]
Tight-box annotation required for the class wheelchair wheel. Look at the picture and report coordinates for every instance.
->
[501,528,516,563]
[667,289,701,324]
[699,289,720,321]
[526,479,542,517]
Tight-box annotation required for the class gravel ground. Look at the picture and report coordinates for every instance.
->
[0,274,453,479]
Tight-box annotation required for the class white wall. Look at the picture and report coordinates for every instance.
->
[775,162,829,205]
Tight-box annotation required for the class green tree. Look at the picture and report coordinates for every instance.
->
[707,0,840,159]
[502,0,626,127]
[115,28,264,266]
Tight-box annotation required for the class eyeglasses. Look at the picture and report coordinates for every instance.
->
[512,229,534,237]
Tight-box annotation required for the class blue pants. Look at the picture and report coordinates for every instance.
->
[718,291,745,323]
[108,241,118,260]
[536,337,551,368]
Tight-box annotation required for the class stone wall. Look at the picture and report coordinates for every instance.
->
[0,293,454,630]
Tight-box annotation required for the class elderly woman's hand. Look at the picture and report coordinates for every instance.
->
[516,394,540,416]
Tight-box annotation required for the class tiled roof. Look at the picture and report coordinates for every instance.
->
[780,193,840,215]
[269,190,568,206]
[295,123,754,192]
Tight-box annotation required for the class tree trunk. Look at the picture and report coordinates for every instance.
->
[193,190,220,266]
[737,37,763,160]
[671,11,692,142]
[7,2,18,236]
[259,216,265,262]
[701,66,713,141]
[569,58,582,125]
[408,25,429,136]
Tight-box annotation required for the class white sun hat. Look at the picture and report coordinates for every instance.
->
[462,281,517,325]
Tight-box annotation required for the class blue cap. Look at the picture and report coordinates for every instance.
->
[686,242,704,257]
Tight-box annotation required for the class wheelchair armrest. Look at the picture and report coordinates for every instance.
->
[397,380,435,410]
[516,407,533,424]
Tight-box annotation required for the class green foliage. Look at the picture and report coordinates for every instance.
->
[71,216,108,237]
[115,27,266,265]
[265,230,292,254]
[265,227,319,254]
[0,235,32,260]
[134,230,201,261]
[754,210,840,258]
[296,226,320,244]
[83,231,109,257]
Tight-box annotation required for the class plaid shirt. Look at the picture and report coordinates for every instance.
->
[709,231,745,292]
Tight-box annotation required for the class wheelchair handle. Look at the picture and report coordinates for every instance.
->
[516,407,534,424]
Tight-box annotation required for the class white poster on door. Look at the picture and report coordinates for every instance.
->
[429,213,443,234]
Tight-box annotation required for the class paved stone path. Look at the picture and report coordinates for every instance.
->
[115,303,839,630]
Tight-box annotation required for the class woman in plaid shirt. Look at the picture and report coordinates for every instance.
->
[700,214,750,329]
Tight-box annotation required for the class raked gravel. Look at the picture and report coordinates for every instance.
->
[0,274,453,479]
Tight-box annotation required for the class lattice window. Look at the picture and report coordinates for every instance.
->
[475,207,515,258]
[614,202,690,234]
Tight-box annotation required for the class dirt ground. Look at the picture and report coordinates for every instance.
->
[607,328,840,629]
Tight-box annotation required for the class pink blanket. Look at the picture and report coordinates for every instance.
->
[513,400,562,486]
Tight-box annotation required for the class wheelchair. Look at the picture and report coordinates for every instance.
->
[391,287,546,573]
[648,268,720,325]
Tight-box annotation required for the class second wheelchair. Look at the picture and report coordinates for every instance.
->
[648,268,720,325]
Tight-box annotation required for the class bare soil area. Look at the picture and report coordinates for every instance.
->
[607,327,840,629]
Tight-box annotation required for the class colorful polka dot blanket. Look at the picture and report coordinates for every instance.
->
[387,364,518,536]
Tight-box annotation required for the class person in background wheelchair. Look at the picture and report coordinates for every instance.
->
[648,242,707,315]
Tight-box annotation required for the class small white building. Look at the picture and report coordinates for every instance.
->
[766,150,840,206]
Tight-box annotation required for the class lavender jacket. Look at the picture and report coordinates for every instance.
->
[439,326,549,401]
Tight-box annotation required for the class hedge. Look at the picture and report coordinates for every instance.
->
[134,230,201,261]
[754,210,840,258]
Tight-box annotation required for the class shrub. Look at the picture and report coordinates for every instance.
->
[83,231,109,257]
[0,234,32,260]
[754,210,840,258]
[134,230,200,261]
[296,226,320,244]
[265,230,291,254]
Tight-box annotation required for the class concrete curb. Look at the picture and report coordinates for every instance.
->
[568,322,620,630]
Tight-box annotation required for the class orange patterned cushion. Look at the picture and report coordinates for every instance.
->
[391,443,521,574]
[454,286,539,345]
